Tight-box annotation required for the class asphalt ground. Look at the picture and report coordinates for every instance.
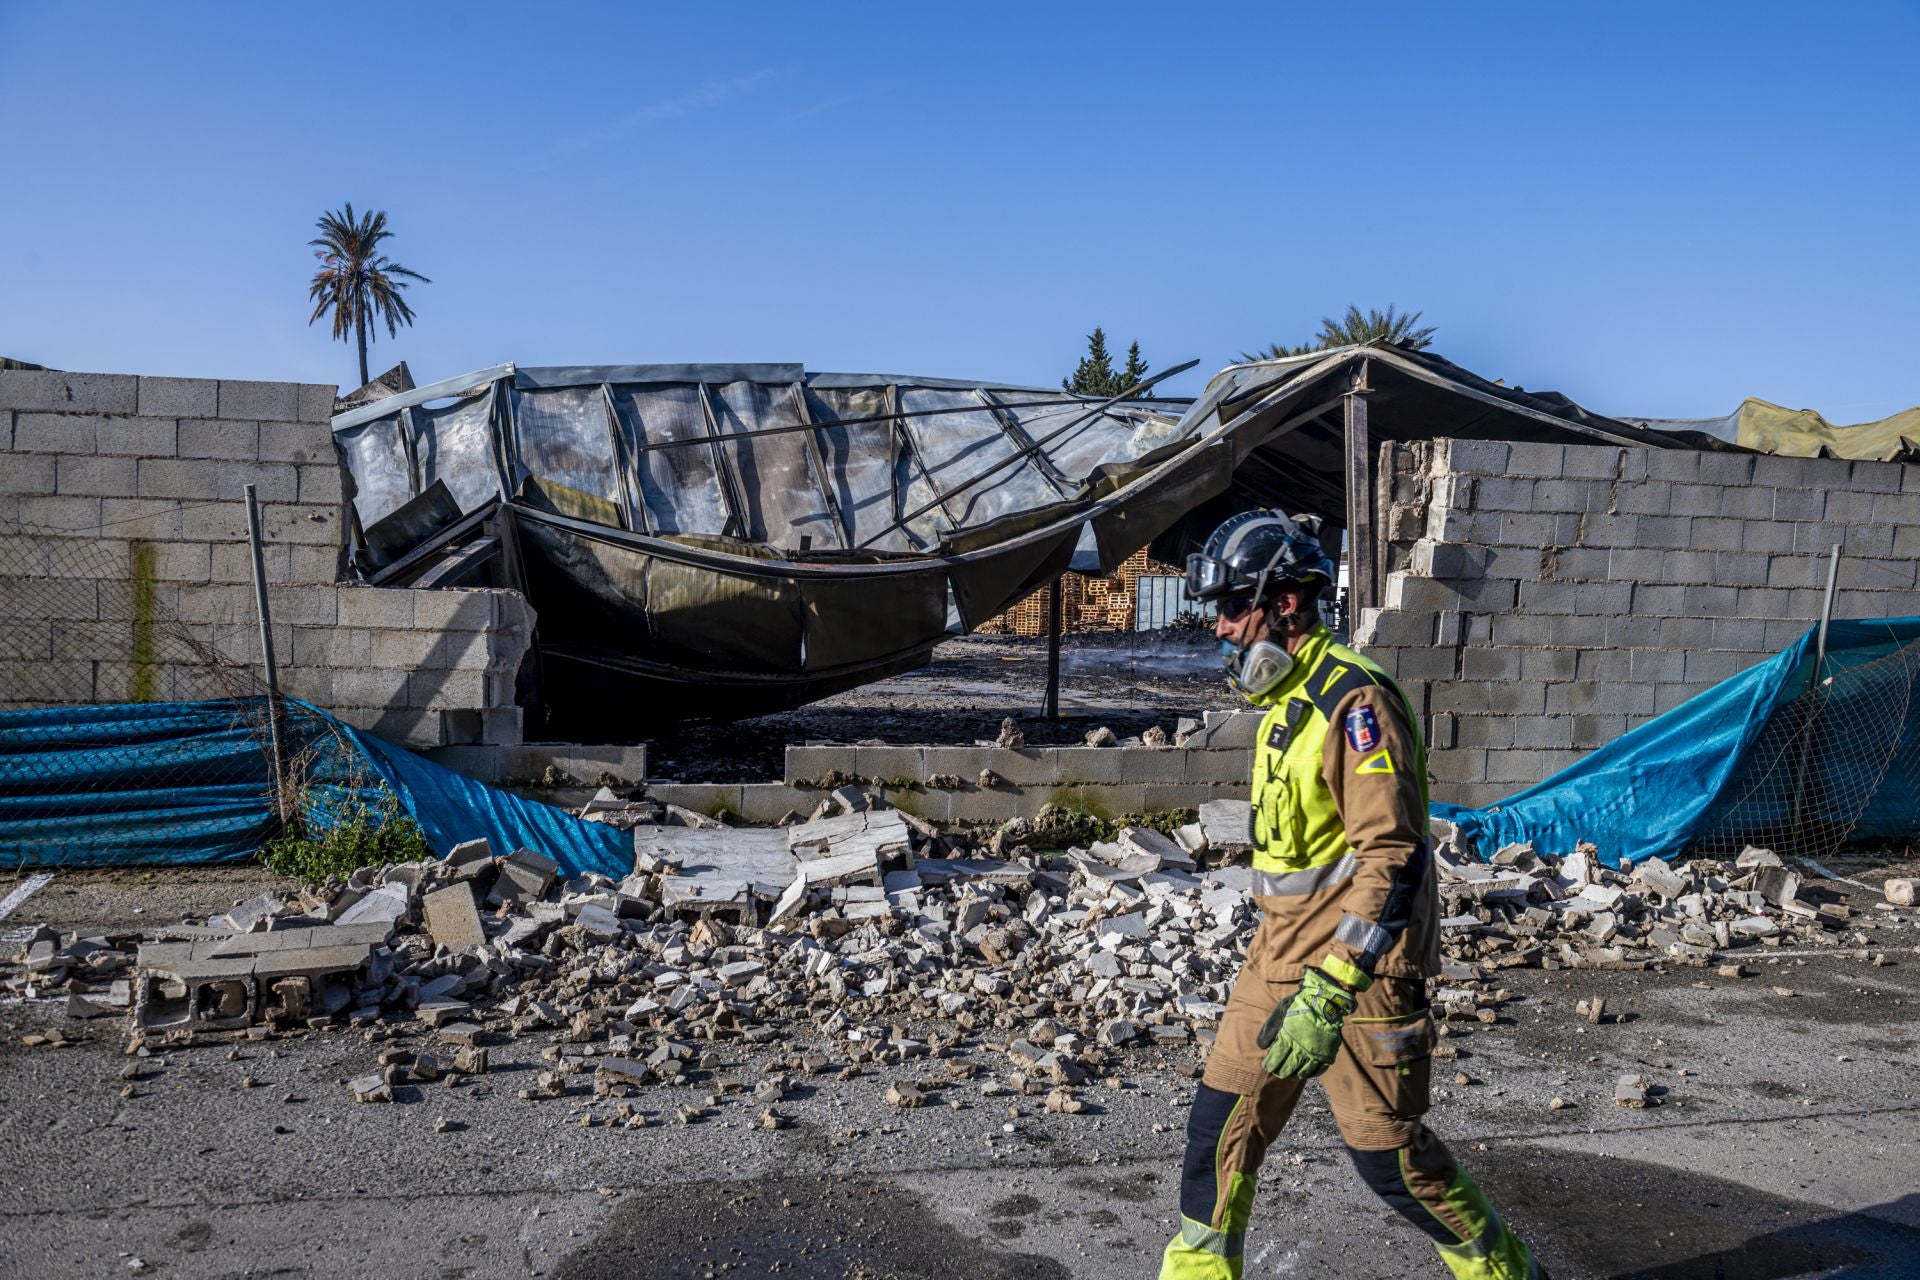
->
[5,866,1920,1279]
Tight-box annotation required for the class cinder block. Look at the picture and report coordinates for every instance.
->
[1352,608,1433,648]
[1870,491,1920,526]
[848,745,926,781]
[370,628,440,668]
[1541,677,1599,716]
[1511,715,1575,748]
[1708,617,1771,650]
[218,380,301,422]
[1182,749,1253,784]
[137,377,218,419]
[1680,584,1742,615]
[148,541,213,583]
[337,587,415,629]
[1839,525,1896,557]
[1644,450,1701,481]
[0,578,99,622]
[481,705,523,744]
[331,665,410,706]
[0,454,55,495]
[1532,478,1603,513]
[176,418,259,461]
[289,544,342,586]
[290,624,373,668]
[94,416,178,458]
[1571,513,1639,549]
[261,503,339,545]
[0,370,136,414]
[1631,515,1690,549]
[1561,445,1626,480]
[258,421,332,464]
[1628,649,1686,683]
[1712,552,1770,587]
[1766,556,1826,590]
[1839,557,1918,591]
[1741,521,1795,554]
[1503,442,1565,477]
[1847,459,1903,493]
[54,455,135,497]
[1716,486,1773,520]
[1657,616,1716,648]
[1694,453,1755,485]
[297,383,340,425]
[1460,648,1521,682]
[1511,648,1574,682]
[1386,573,1517,613]
[1440,439,1510,475]
[13,411,96,454]
[1822,490,1877,523]
[1383,646,1456,681]
[1451,715,1508,749]
[1574,647,1634,682]
[412,589,499,632]
[277,666,335,704]
[172,583,253,625]
[297,463,342,505]
[407,669,487,709]
[1614,481,1671,516]
[1490,512,1559,547]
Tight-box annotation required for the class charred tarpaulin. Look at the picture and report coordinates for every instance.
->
[329,351,1719,730]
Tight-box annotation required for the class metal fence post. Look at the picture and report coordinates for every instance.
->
[1789,543,1844,848]
[245,485,288,821]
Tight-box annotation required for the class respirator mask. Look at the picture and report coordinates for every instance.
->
[1221,635,1293,698]
[1211,590,1295,698]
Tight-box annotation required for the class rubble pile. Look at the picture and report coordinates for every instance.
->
[10,797,1913,1118]
[1434,823,1912,974]
[2,797,1271,1091]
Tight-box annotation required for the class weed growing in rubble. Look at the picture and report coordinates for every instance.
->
[1030,798,1190,850]
[258,788,431,885]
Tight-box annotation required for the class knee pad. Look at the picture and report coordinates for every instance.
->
[1344,1140,1460,1247]
[1179,1084,1243,1224]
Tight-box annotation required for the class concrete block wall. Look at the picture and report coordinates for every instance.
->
[1356,437,1920,807]
[0,368,532,747]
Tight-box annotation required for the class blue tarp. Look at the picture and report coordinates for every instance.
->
[1433,618,1920,866]
[0,698,630,877]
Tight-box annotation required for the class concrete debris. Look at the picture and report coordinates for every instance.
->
[1613,1073,1651,1108]
[1884,878,1917,907]
[1430,831,1897,972]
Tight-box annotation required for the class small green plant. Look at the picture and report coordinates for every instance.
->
[258,788,431,886]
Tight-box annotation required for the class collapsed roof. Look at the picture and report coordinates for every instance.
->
[330,347,1717,731]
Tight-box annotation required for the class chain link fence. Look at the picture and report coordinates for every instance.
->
[0,503,395,867]
[1695,634,1920,861]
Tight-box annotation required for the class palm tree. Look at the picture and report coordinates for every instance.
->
[307,204,430,387]
[1242,305,1436,362]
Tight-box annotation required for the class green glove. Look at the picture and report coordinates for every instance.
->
[1257,966,1359,1080]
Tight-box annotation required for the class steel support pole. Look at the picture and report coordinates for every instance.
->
[1789,544,1844,847]
[1044,577,1063,719]
[245,485,288,821]
[1814,542,1841,680]
[1343,386,1376,620]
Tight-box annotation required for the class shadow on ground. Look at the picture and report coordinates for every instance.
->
[1475,1146,1920,1279]
[550,1174,1073,1280]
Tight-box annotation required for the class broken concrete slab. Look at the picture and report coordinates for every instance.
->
[422,884,487,953]
[336,883,410,927]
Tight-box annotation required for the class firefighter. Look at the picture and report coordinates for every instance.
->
[1159,510,1543,1280]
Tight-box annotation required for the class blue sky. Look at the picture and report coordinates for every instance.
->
[2,1,1915,419]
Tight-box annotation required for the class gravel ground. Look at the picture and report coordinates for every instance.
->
[5,865,1920,1279]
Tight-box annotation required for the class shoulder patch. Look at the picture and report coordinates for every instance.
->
[1357,748,1396,775]
[1303,655,1381,721]
[1344,706,1380,751]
